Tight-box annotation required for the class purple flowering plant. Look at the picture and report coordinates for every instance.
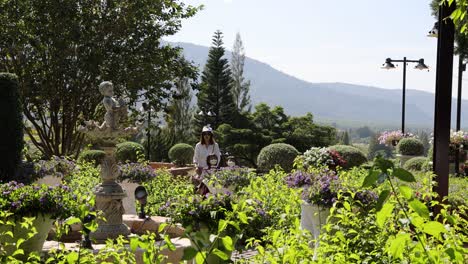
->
[118,162,157,183]
[285,169,342,207]
[203,167,252,191]
[0,181,79,220]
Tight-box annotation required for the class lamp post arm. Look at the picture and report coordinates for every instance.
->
[389,59,420,63]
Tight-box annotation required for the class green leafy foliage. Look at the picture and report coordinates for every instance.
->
[257,143,299,172]
[0,73,23,182]
[168,143,194,166]
[0,0,200,158]
[115,141,145,163]
[329,145,367,169]
[77,150,106,166]
[397,138,425,156]
[404,156,430,171]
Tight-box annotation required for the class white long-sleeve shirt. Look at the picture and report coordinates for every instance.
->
[193,142,221,168]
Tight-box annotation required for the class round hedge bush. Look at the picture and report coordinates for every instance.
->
[397,138,424,156]
[115,142,145,163]
[403,157,429,171]
[168,143,194,166]
[328,145,367,169]
[257,143,299,172]
[78,150,106,165]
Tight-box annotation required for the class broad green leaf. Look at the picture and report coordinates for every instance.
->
[130,237,139,251]
[374,157,394,173]
[16,238,25,247]
[422,221,446,238]
[212,248,229,260]
[362,170,379,187]
[398,185,413,199]
[12,249,24,257]
[388,233,410,260]
[182,247,197,260]
[376,203,394,228]
[195,252,206,264]
[66,251,79,263]
[393,168,416,182]
[221,236,233,251]
[409,199,430,219]
[343,201,351,211]
[218,219,228,233]
[238,212,248,224]
[164,235,176,251]
[376,189,390,211]
[158,223,168,233]
[65,217,81,226]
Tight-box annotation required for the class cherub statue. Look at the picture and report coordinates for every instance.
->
[98,81,128,131]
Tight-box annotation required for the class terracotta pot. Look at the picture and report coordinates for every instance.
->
[148,162,175,170]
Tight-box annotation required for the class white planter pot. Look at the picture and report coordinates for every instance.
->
[121,181,140,214]
[300,202,330,260]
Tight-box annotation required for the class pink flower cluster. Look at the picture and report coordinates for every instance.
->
[378,130,414,146]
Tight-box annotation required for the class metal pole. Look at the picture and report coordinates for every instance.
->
[433,2,455,206]
[455,55,464,175]
[147,110,151,161]
[402,57,407,134]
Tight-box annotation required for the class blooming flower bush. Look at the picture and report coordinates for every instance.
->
[0,182,79,220]
[285,169,341,207]
[118,162,157,183]
[203,167,252,191]
[450,130,468,149]
[301,147,346,171]
[378,130,414,146]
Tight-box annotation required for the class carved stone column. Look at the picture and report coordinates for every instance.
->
[90,146,130,242]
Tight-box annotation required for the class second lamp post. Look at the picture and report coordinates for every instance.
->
[382,57,429,134]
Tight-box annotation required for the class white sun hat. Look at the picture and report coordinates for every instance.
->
[202,125,213,133]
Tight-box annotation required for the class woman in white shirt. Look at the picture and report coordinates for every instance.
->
[193,125,221,175]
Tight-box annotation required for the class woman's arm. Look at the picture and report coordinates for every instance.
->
[193,143,200,166]
[214,143,221,166]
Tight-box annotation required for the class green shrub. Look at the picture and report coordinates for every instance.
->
[168,143,194,166]
[329,145,367,169]
[257,143,299,172]
[115,142,144,163]
[78,150,106,165]
[0,73,23,182]
[403,157,429,171]
[397,138,424,156]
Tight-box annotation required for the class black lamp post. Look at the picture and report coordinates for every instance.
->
[428,21,465,175]
[381,57,429,134]
[142,103,151,161]
[134,186,148,219]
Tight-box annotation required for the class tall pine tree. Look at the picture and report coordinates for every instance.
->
[194,30,237,132]
[231,32,251,113]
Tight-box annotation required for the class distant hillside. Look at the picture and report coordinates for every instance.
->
[171,41,468,129]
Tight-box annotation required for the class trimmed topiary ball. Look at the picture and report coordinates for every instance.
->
[257,143,299,172]
[404,157,429,171]
[397,138,424,156]
[328,145,367,169]
[78,150,106,165]
[168,143,194,166]
[115,142,145,163]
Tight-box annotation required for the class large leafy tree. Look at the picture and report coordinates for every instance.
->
[230,32,251,113]
[194,30,237,132]
[0,0,199,158]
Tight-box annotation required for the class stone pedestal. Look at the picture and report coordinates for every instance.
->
[90,147,130,242]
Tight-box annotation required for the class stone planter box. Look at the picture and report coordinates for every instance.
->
[148,162,175,170]
[169,166,195,177]
[396,154,422,167]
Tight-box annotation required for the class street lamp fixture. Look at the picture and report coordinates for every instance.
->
[427,22,439,38]
[381,57,429,134]
[134,186,148,219]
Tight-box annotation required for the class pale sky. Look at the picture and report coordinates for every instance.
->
[166,0,468,99]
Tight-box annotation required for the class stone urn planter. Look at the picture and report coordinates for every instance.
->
[300,202,330,259]
[0,214,54,257]
[169,166,196,177]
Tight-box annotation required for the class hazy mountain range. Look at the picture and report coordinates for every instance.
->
[172,42,468,129]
